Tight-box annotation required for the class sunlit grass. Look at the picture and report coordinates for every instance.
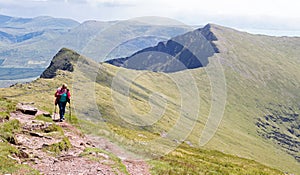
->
[149,144,283,175]
[0,41,299,174]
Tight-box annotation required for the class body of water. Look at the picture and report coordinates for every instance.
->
[0,67,44,80]
[0,67,44,88]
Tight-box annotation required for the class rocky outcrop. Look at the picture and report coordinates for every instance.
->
[16,103,38,115]
[106,24,219,73]
[256,105,300,162]
[40,48,81,79]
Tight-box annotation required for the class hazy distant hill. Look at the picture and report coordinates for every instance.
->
[0,15,79,32]
[0,14,80,69]
[0,15,191,71]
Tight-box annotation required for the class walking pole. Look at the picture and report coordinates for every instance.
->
[53,104,57,121]
[69,101,72,123]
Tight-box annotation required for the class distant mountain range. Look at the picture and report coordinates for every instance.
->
[0,14,192,70]
[0,14,79,68]
[0,14,79,45]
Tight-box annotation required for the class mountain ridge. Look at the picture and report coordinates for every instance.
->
[0,14,79,29]
[106,24,219,72]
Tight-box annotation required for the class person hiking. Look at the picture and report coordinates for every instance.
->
[55,84,71,122]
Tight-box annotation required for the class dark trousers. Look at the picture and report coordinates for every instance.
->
[58,101,67,120]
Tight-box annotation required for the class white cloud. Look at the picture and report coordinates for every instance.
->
[0,0,300,30]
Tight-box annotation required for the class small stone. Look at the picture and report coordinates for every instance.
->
[139,141,148,145]
[30,158,36,162]
[161,131,167,138]
[98,153,109,159]
[43,112,51,117]
[16,103,38,115]
[18,150,30,159]
[20,147,27,150]
[185,141,193,147]
[29,132,44,138]
[42,143,50,148]
[97,168,102,172]
[173,139,180,144]
[138,134,147,138]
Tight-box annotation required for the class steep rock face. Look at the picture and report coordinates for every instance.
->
[40,48,81,79]
[256,104,300,162]
[106,24,219,73]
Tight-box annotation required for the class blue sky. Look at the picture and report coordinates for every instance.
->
[0,0,300,33]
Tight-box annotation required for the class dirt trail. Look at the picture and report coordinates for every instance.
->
[8,104,151,175]
[87,135,151,175]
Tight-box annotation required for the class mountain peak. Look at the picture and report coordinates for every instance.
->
[40,48,81,79]
[200,23,218,41]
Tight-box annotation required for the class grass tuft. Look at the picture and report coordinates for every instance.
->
[34,114,53,123]
[0,119,21,144]
[42,124,64,135]
[0,97,16,120]
[44,137,72,155]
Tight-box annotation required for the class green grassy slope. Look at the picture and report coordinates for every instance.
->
[75,25,300,173]
[74,25,300,174]
[0,61,283,175]
[202,24,300,173]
